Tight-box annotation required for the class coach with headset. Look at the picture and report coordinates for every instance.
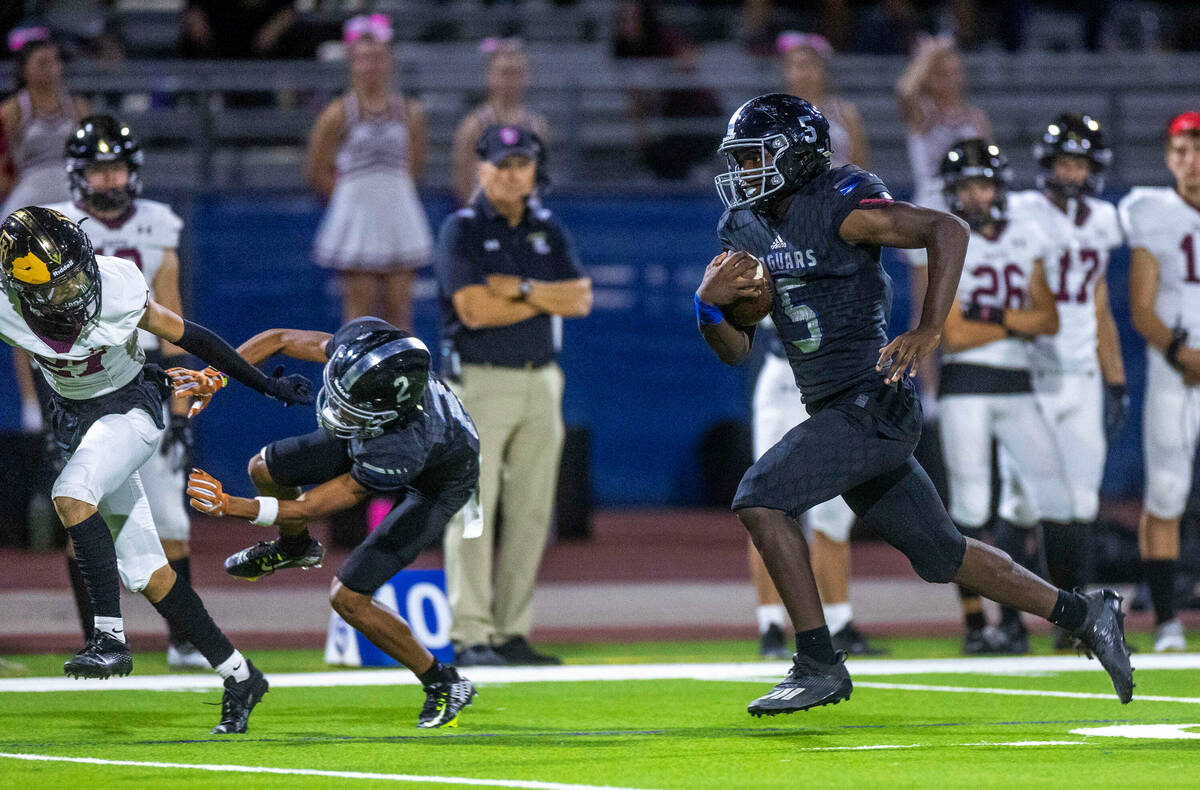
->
[436,125,592,666]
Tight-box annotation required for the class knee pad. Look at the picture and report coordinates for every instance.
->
[947,481,990,530]
[808,498,854,542]
[1070,486,1100,523]
[908,529,967,584]
[1146,469,1190,521]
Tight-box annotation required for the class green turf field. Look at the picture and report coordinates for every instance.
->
[2,637,1199,789]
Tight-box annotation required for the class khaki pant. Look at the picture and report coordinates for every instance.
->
[445,362,565,646]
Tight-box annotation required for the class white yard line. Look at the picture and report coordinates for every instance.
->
[0,752,660,790]
[1,653,1198,694]
[856,681,1200,704]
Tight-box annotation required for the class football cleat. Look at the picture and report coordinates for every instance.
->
[962,625,1009,655]
[211,661,268,734]
[64,630,132,679]
[1052,625,1074,652]
[747,650,852,717]
[454,644,508,667]
[831,622,887,656]
[1070,589,1134,704]
[167,642,211,670]
[418,670,477,729]
[494,636,562,665]
[224,538,325,580]
[1153,618,1187,653]
[996,620,1030,655]
[758,623,791,660]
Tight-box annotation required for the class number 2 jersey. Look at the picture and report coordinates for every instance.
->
[0,254,149,399]
[45,199,183,353]
[1118,187,1200,340]
[942,218,1053,372]
[718,165,894,402]
[1008,190,1123,374]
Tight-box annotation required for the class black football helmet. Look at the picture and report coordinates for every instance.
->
[66,115,144,214]
[1033,113,1111,198]
[0,206,100,342]
[317,325,431,439]
[715,93,832,210]
[940,138,1012,231]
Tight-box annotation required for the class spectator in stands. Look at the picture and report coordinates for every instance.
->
[778,31,870,168]
[307,14,432,331]
[638,42,724,181]
[438,125,592,667]
[0,31,87,217]
[611,0,676,59]
[737,0,782,57]
[452,38,549,206]
[181,0,299,59]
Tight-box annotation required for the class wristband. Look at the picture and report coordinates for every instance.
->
[252,496,279,527]
[963,303,1006,325]
[1166,328,1189,372]
[694,292,724,326]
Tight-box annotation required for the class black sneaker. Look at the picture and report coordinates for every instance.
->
[758,623,791,659]
[454,643,508,666]
[1070,589,1135,704]
[1052,626,1074,652]
[64,630,132,679]
[494,636,562,665]
[996,619,1030,655]
[962,625,1009,655]
[418,670,477,728]
[224,538,325,580]
[831,622,887,656]
[747,650,852,717]
[211,661,269,734]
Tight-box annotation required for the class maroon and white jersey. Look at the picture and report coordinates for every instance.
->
[1119,187,1200,340]
[0,255,148,399]
[46,199,183,351]
[1009,190,1123,373]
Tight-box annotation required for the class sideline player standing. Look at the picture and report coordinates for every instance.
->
[935,139,1072,654]
[0,206,312,732]
[698,93,1133,715]
[46,115,208,669]
[1119,110,1200,652]
[997,114,1127,648]
[181,317,482,728]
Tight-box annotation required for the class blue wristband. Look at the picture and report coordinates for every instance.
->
[694,292,724,326]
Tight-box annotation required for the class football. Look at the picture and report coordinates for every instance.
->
[723,257,773,328]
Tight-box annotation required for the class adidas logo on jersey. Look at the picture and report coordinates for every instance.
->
[770,233,787,250]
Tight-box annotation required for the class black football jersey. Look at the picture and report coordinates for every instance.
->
[327,318,480,494]
[718,165,893,401]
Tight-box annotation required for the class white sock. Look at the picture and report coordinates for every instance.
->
[94,616,126,644]
[756,604,788,634]
[214,649,251,682]
[823,602,853,635]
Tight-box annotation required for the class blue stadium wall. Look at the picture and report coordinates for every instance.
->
[0,190,1146,506]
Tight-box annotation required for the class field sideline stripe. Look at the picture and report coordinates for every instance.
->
[1,653,1199,694]
[0,752,659,790]
[856,681,1200,704]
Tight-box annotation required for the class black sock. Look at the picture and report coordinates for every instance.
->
[1048,589,1088,633]
[993,520,1033,628]
[1073,520,1094,587]
[417,659,453,686]
[151,576,235,669]
[794,626,837,665]
[66,511,122,620]
[1144,560,1177,624]
[278,529,313,557]
[957,585,987,630]
[1042,521,1081,593]
[65,555,95,642]
[166,556,193,646]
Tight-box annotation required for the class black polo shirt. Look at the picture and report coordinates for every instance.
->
[435,194,584,370]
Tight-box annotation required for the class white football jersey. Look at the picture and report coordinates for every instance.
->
[942,218,1053,370]
[44,199,183,351]
[1008,190,1123,373]
[0,255,148,399]
[1119,187,1200,340]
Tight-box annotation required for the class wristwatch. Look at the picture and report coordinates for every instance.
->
[518,278,533,300]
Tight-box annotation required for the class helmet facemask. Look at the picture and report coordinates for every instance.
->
[316,365,399,440]
[716,134,794,209]
[69,160,140,215]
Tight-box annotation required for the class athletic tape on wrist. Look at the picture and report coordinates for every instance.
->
[694,292,724,326]
[252,496,279,527]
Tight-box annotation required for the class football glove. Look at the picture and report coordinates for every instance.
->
[161,412,194,472]
[187,468,230,516]
[167,366,228,418]
[267,366,314,406]
[962,302,1006,325]
[1104,382,1129,441]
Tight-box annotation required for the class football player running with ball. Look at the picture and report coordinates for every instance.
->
[696,93,1134,716]
[179,317,482,729]
[1119,110,1200,652]
[46,115,211,669]
[0,207,312,733]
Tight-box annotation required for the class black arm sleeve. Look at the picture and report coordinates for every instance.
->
[176,319,275,396]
